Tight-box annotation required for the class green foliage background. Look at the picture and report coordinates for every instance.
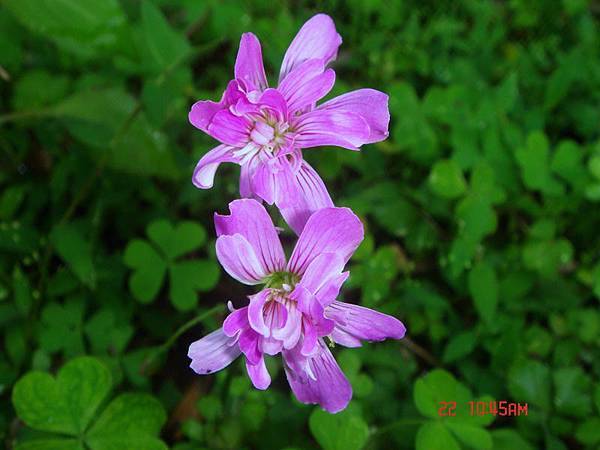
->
[1,0,599,449]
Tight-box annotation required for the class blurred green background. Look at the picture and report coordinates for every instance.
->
[1,0,600,449]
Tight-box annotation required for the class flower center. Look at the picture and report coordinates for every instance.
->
[263,271,299,292]
[249,117,289,153]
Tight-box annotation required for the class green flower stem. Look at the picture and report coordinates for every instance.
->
[141,304,223,373]
[402,336,440,366]
[0,108,56,125]
[372,418,426,436]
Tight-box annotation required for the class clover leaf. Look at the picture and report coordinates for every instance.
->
[12,356,167,450]
[309,405,369,450]
[413,369,494,450]
[124,219,219,311]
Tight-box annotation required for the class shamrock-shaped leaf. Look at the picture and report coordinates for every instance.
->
[50,223,96,289]
[12,356,167,450]
[13,356,111,435]
[309,405,369,450]
[124,220,219,311]
[86,393,167,450]
[508,360,551,411]
[37,298,85,356]
[515,131,564,196]
[84,308,133,355]
[468,261,498,324]
[413,369,494,450]
[429,159,467,199]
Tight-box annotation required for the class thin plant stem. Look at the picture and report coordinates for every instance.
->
[402,336,440,366]
[141,304,223,373]
[372,418,426,436]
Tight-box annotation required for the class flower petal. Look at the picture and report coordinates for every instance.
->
[318,89,390,144]
[284,340,352,413]
[240,154,262,199]
[215,234,269,284]
[215,199,286,274]
[235,32,268,92]
[294,109,370,150]
[188,329,241,375]
[258,88,288,121]
[277,59,335,113]
[251,159,278,204]
[248,289,270,336]
[239,328,262,365]
[272,303,302,349]
[207,109,251,147]
[223,306,249,337]
[192,144,239,189]
[288,207,364,276]
[297,252,345,299]
[292,285,335,341]
[188,80,244,133]
[279,14,342,83]
[276,160,334,235]
[326,301,406,346]
[246,355,271,390]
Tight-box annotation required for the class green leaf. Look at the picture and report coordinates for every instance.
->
[575,417,600,445]
[389,82,438,162]
[0,185,26,220]
[508,360,551,410]
[522,239,573,276]
[4,0,125,60]
[553,367,592,417]
[55,89,179,179]
[169,260,219,311]
[12,357,111,435]
[197,395,223,422]
[350,245,399,306]
[141,2,190,73]
[468,261,498,323]
[84,308,133,354]
[13,266,32,315]
[50,223,95,288]
[413,369,470,419]
[124,239,167,304]
[38,299,85,356]
[86,393,167,450]
[429,159,467,199]
[515,131,564,196]
[415,422,460,450]
[491,429,536,450]
[15,439,83,450]
[308,407,369,450]
[446,422,492,450]
[544,61,576,111]
[147,220,206,260]
[588,155,600,180]
[550,140,587,189]
[169,262,200,311]
[12,70,70,110]
[109,113,180,179]
[442,330,477,363]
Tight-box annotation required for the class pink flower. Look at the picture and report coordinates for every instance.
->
[189,14,390,234]
[187,199,405,413]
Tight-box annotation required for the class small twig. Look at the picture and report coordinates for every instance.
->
[140,305,223,374]
[372,418,426,436]
[0,109,55,126]
[0,64,10,81]
[401,336,440,366]
[185,7,210,38]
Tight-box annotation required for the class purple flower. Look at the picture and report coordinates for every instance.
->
[188,199,405,413]
[189,14,390,234]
